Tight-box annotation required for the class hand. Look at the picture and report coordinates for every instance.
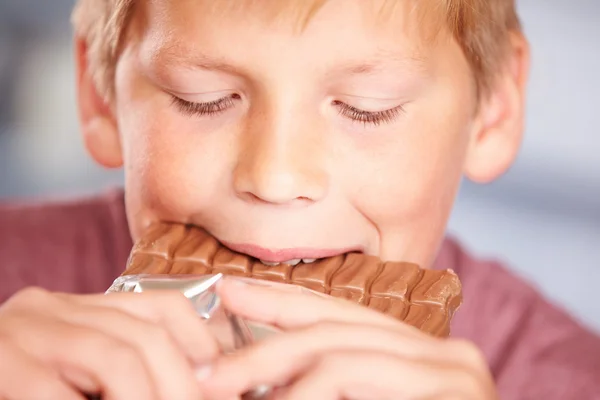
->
[0,287,219,400]
[200,278,497,400]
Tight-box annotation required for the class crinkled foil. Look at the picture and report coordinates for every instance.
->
[106,273,278,399]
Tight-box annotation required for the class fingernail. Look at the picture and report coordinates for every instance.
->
[195,365,213,381]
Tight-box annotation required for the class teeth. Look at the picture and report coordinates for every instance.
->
[260,258,314,266]
[260,260,280,266]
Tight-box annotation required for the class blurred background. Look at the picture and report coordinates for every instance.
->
[0,1,598,331]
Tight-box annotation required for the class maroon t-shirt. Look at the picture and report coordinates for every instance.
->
[1,189,599,398]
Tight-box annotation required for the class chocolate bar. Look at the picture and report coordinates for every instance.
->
[124,223,462,337]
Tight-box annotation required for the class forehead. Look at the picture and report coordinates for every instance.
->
[136,0,444,42]
[142,0,414,27]
[134,0,443,68]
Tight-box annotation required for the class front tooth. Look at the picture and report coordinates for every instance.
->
[302,258,316,263]
[283,259,301,266]
[261,260,280,266]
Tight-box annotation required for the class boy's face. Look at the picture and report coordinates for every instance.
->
[79,0,525,268]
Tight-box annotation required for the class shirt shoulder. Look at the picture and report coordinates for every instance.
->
[0,189,132,303]
[437,237,600,399]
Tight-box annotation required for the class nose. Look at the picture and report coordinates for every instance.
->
[233,120,329,206]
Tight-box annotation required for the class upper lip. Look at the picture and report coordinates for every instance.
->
[220,241,363,263]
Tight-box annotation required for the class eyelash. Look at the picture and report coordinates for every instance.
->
[171,95,404,126]
[171,94,240,117]
[332,100,404,126]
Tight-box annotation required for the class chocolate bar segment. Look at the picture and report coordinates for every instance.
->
[124,223,462,337]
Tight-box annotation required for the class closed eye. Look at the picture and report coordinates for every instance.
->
[170,94,403,125]
[171,93,241,117]
[333,100,405,126]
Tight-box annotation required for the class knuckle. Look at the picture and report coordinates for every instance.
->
[67,332,107,363]
[114,345,143,372]
[143,324,173,348]
[451,368,486,397]
[100,340,144,375]
[449,339,488,370]
[7,287,51,308]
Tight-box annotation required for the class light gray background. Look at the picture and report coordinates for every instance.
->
[0,1,599,331]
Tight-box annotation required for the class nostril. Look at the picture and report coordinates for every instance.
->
[238,191,314,207]
[237,191,268,205]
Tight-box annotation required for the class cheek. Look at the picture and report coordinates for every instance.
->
[115,61,234,233]
[347,90,473,229]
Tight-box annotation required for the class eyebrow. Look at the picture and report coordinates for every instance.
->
[151,43,429,77]
[339,58,428,76]
[151,46,244,75]
[338,47,429,75]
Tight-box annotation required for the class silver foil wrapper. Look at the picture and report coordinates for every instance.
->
[106,273,278,399]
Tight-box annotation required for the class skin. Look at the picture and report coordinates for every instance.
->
[203,278,498,399]
[81,0,529,268]
[0,0,530,398]
[0,289,219,400]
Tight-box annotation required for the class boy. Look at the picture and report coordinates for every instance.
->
[0,0,599,398]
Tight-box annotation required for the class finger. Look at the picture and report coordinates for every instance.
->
[0,339,84,400]
[10,317,157,400]
[217,278,417,334]
[201,322,468,398]
[58,291,220,363]
[279,351,486,400]
[231,277,331,298]
[57,304,204,400]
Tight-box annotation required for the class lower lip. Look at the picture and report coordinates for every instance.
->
[220,242,363,263]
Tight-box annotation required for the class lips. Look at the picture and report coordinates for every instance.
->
[220,241,363,265]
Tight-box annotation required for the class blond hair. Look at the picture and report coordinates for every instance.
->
[72,0,521,101]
